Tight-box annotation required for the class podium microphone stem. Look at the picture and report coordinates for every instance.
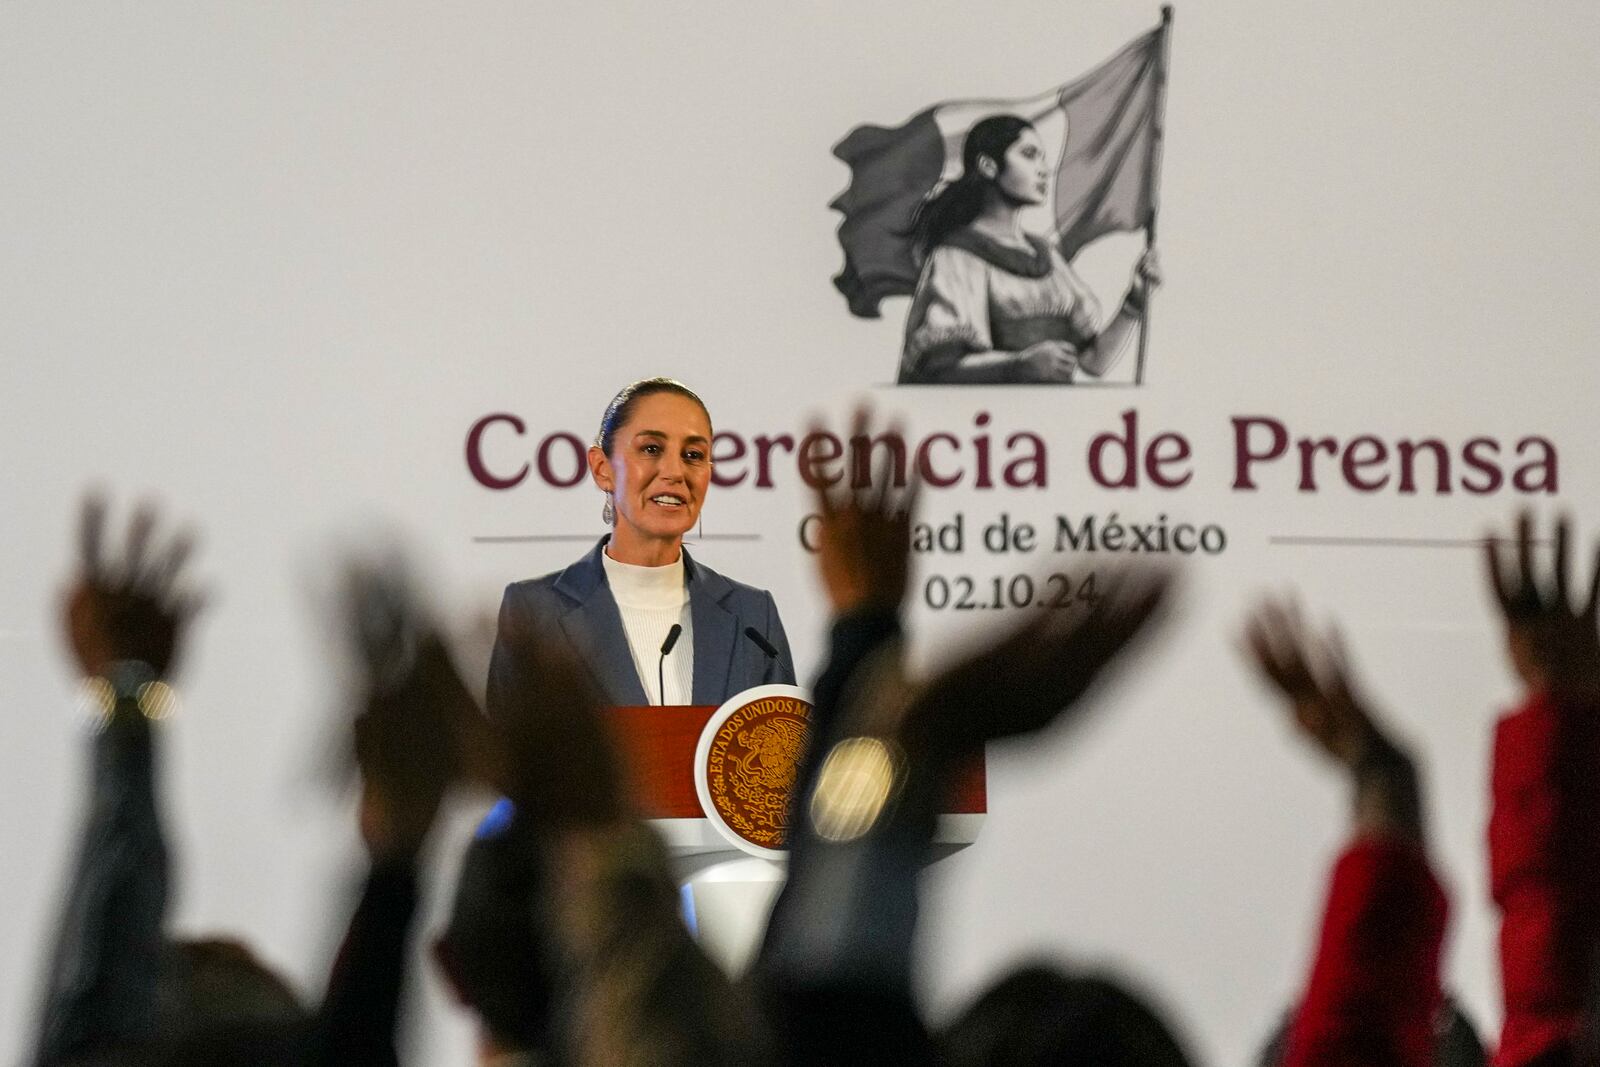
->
[657,623,683,706]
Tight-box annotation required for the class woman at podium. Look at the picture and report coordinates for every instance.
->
[488,377,795,715]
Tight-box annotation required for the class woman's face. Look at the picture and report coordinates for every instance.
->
[994,126,1049,206]
[589,392,713,555]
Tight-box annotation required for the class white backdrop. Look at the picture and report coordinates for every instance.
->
[3,2,1598,1062]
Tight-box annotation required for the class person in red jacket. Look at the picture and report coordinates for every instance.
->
[1483,513,1600,1067]
[1243,600,1450,1067]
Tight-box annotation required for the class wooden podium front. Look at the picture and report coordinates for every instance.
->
[605,703,985,973]
[603,705,986,856]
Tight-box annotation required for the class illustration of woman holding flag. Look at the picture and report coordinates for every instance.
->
[898,115,1160,385]
[829,15,1172,384]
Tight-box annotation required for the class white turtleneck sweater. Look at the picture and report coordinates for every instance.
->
[601,549,694,706]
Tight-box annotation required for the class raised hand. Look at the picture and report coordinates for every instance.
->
[810,405,919,617]
[342,560,500,857]
[1241,600,1386,769]
[1242,599,1421,839]
[63,492,202,679]
[907,568,1172,756]
[1129,247,1162,305]
[1484,511,1600,703]
[490,610,629,828]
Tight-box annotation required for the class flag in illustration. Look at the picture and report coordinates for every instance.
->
[830,15,1171,318]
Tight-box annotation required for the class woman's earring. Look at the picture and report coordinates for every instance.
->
[601,494,615,525]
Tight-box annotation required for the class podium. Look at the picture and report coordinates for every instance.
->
[603,702,987,973]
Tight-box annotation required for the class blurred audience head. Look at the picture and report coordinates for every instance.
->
[139,937,306,1066]
[1254,994,1489,1067]
[434,803,555,1058]
[939,964,1196,1067]
[156,937,304,1031]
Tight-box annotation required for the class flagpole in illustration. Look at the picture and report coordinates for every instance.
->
[1135,5,1174,387]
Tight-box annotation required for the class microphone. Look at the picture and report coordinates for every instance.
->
[743,626,779,660]
[657,623,683,706]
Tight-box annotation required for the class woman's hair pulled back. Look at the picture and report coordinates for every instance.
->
[595,378,712,457]
[907,114,1035,259]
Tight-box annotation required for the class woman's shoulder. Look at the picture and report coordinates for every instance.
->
[504,570,561,597]
[502,538,609,607]
[933,228,1054,279]
[684,550,780,609]
[911,239,992,293]
[924,236,989,267]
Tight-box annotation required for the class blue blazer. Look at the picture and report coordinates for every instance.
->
[488,536,797,712]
